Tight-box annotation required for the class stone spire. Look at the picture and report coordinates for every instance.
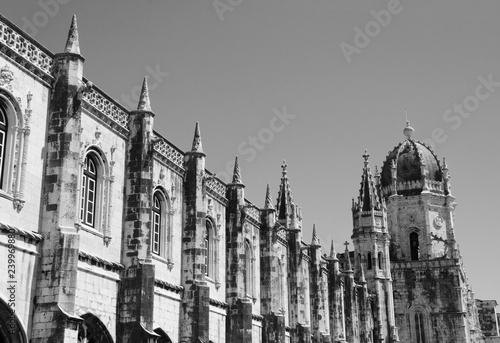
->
[359,264,366,284]
[64,15,80,54]
[344,241,352,271]
[264,183,274,210]
[357,149,380,212]
[232,156,242,184]
[310,223,320,247]
[191,122,203,153]
[329,240,338,260]
[277,160,293,220]
[137,76,151,111]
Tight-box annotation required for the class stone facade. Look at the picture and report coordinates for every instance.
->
[0,12,498,343]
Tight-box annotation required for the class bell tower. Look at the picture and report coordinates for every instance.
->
[352,150,398,342]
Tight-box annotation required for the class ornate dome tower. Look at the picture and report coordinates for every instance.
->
[380,122,483,343]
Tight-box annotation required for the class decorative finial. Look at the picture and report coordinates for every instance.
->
[137,76,151,111]
[191,122,203,153]
[64,15,80,54]
[232,156,242,184]
[311,224,320,247]
[363,149,370,168]
[264,183,274,209]
[403,119,415,139]
[442,157,448,170]
[281,160,288,179]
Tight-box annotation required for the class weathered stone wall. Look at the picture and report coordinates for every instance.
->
[253,318,263,343]
[392,259,468,342]
[153,288,182,340]
[0,55,49,336]
[74,265,120,339]
[209,305,227,342]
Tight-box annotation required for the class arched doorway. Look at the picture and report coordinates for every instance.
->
[0,296,28,343]
[77,313,114,343]
[154,328,173,343]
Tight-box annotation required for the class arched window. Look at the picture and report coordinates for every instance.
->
[367,252,372,270]
[378,252,383,269]
[80,154,97,227]
[78,148,112,241]
[415,312,426,343]
[277,259,284,311]
[0,107,6,187]
[410,232,420,261]
[245,240,253,297]
[205,219,214,277]
[152,192,162,255]
[409,307,429,343]
[0,90,30,210]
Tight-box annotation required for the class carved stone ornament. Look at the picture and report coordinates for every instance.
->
[103,236,112,246]
[0,65,14,90]
[433,215,444,229]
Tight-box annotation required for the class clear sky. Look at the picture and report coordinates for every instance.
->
[4,0,499,300]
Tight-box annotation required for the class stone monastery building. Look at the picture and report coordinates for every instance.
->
[0,12,499,343]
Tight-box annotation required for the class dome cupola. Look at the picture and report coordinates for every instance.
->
[380,122,446,197]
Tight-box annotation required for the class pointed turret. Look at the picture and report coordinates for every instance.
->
[137,76,151,111]
[356,149,381,212]
[344,241,353,272]
[277,160,290,220]
[264,183,274,210]
[231,156,242,184]
[442,157,452,196]
[310,223,320,247]
[64,15,81,55]
[276,160,300,228]
[329,240,338,261]
[191,122,204,153]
